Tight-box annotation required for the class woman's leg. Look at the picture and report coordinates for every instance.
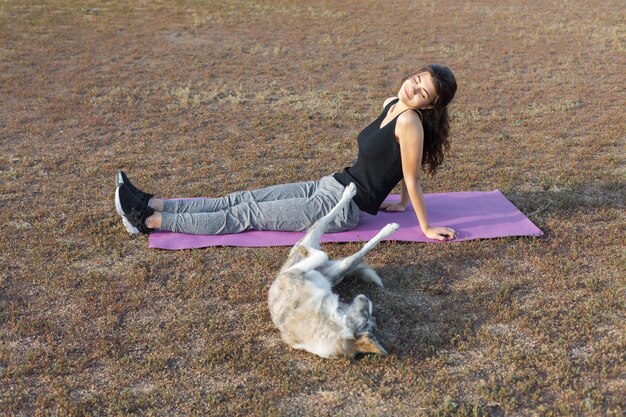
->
[159,195,325,234]
[155,180,319,214]
[154,176,361,235]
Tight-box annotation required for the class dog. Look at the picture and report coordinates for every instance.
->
[267,183,399,358]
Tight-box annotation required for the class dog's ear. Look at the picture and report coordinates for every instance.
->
[355,333,387,355]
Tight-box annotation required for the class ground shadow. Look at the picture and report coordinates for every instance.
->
[333,254,489,359]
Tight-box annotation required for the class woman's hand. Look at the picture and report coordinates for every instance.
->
[380,201,408,212]
[423,226,456,241]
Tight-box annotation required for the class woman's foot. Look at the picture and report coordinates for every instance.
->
[114,185,140,235]
[116,170,154,207]
[115,183,155,235]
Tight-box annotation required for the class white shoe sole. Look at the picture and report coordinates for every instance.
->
[115,186,140,235]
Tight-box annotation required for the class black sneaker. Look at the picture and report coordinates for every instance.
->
[115,183,155,235]
[116,170,154,206]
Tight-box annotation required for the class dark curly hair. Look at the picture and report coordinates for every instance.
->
[401,64,457,176]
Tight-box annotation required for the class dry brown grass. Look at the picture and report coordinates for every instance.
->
[1,0,624,415]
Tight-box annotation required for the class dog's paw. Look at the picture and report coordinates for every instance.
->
[343,183,357,200]
[381,222,400,236]
[352,265,384,288]
[362,269,384,288]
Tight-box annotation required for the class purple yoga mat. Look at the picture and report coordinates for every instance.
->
[148,190,543,249]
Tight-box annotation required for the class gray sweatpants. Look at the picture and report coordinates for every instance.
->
[160,175,361,235]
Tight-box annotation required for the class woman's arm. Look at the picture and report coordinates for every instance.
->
[395,112,455,241]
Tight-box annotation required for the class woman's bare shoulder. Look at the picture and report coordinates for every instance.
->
[383,96,398,109]
[397,109,423,127]
[397,110,424,139]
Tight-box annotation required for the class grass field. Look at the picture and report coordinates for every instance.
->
[1,0,624,415]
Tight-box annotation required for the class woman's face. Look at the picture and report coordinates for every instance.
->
[398,71,437,110]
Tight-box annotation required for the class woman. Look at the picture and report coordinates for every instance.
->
[116,64,457,241]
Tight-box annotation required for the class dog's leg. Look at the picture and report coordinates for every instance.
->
[318,260,384,287]
[345,264,384,287]
[284,246,329,274]
[317,222,399,287]
[293,182,357,251]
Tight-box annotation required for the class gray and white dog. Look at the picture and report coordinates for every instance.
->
[268,183,398,358]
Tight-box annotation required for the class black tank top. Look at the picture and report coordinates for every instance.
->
[334,98,416,215]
